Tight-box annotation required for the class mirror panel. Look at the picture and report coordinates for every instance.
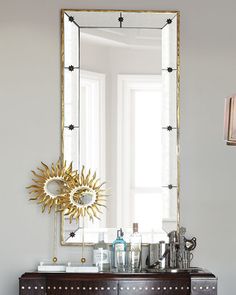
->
[63,127,79,170]
[162,70,177,127]
[122,12,175,28]
[162,16,177,69]
[68,11,121,28]
[161,128,178,186]
[64,13,79,67]
[64,69,80,127]
[61,10,179,245]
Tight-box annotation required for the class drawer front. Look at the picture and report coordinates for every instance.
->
[119,279,190,295]
[191,278,217,295]
[19,278,46,295]
[46,279,118,295]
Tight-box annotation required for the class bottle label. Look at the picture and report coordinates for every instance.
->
[115,243,125,251]
[93,248,110,265]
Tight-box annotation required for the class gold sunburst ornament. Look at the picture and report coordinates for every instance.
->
[27,159,77,213]
[58,166,107,223]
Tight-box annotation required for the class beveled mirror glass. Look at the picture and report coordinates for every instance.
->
[61,10,180,245]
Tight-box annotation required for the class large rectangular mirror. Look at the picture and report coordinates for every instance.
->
[61,10,180,245]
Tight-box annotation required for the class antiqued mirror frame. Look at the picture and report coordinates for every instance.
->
[60,9,180,246]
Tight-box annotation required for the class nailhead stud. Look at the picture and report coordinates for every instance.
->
[41,286,44,290]
[107,287,110,290]
[21,286,25,289]
[151,287,154,290]
[28,286,31,290]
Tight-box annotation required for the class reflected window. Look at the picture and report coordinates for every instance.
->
[117,75,171,242]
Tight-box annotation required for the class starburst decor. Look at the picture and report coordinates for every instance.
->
[27,159,77,213]
[58,166,107,223]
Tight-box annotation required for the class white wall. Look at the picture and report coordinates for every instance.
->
[0,0,235,294]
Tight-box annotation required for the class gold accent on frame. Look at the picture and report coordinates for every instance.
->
[27,159,77,213]
[60,9,180,245]
[176,11,181,235]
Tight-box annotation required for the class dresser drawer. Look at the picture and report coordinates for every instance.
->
[119,278,190,295]
[46,279,118,295]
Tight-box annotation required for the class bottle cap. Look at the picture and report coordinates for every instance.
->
[133,223,138,233]
[98,232,105,242]
[117,228,124,238]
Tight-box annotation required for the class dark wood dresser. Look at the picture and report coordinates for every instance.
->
[19,269,217,295]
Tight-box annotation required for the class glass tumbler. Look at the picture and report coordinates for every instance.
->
[127,250,141,272]
[116,250,127,272]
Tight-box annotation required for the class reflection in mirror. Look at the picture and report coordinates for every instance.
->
[61,10,180,244]
[44,178,67,198]
[70,187,96,207]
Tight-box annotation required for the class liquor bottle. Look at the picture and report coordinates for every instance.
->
[112,228,127,271]
[93,232,110,272]
[129,223,142,272]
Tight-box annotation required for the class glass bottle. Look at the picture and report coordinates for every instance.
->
[93,232,110,272]
[112,228,127,271]
[129,223,142,272]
